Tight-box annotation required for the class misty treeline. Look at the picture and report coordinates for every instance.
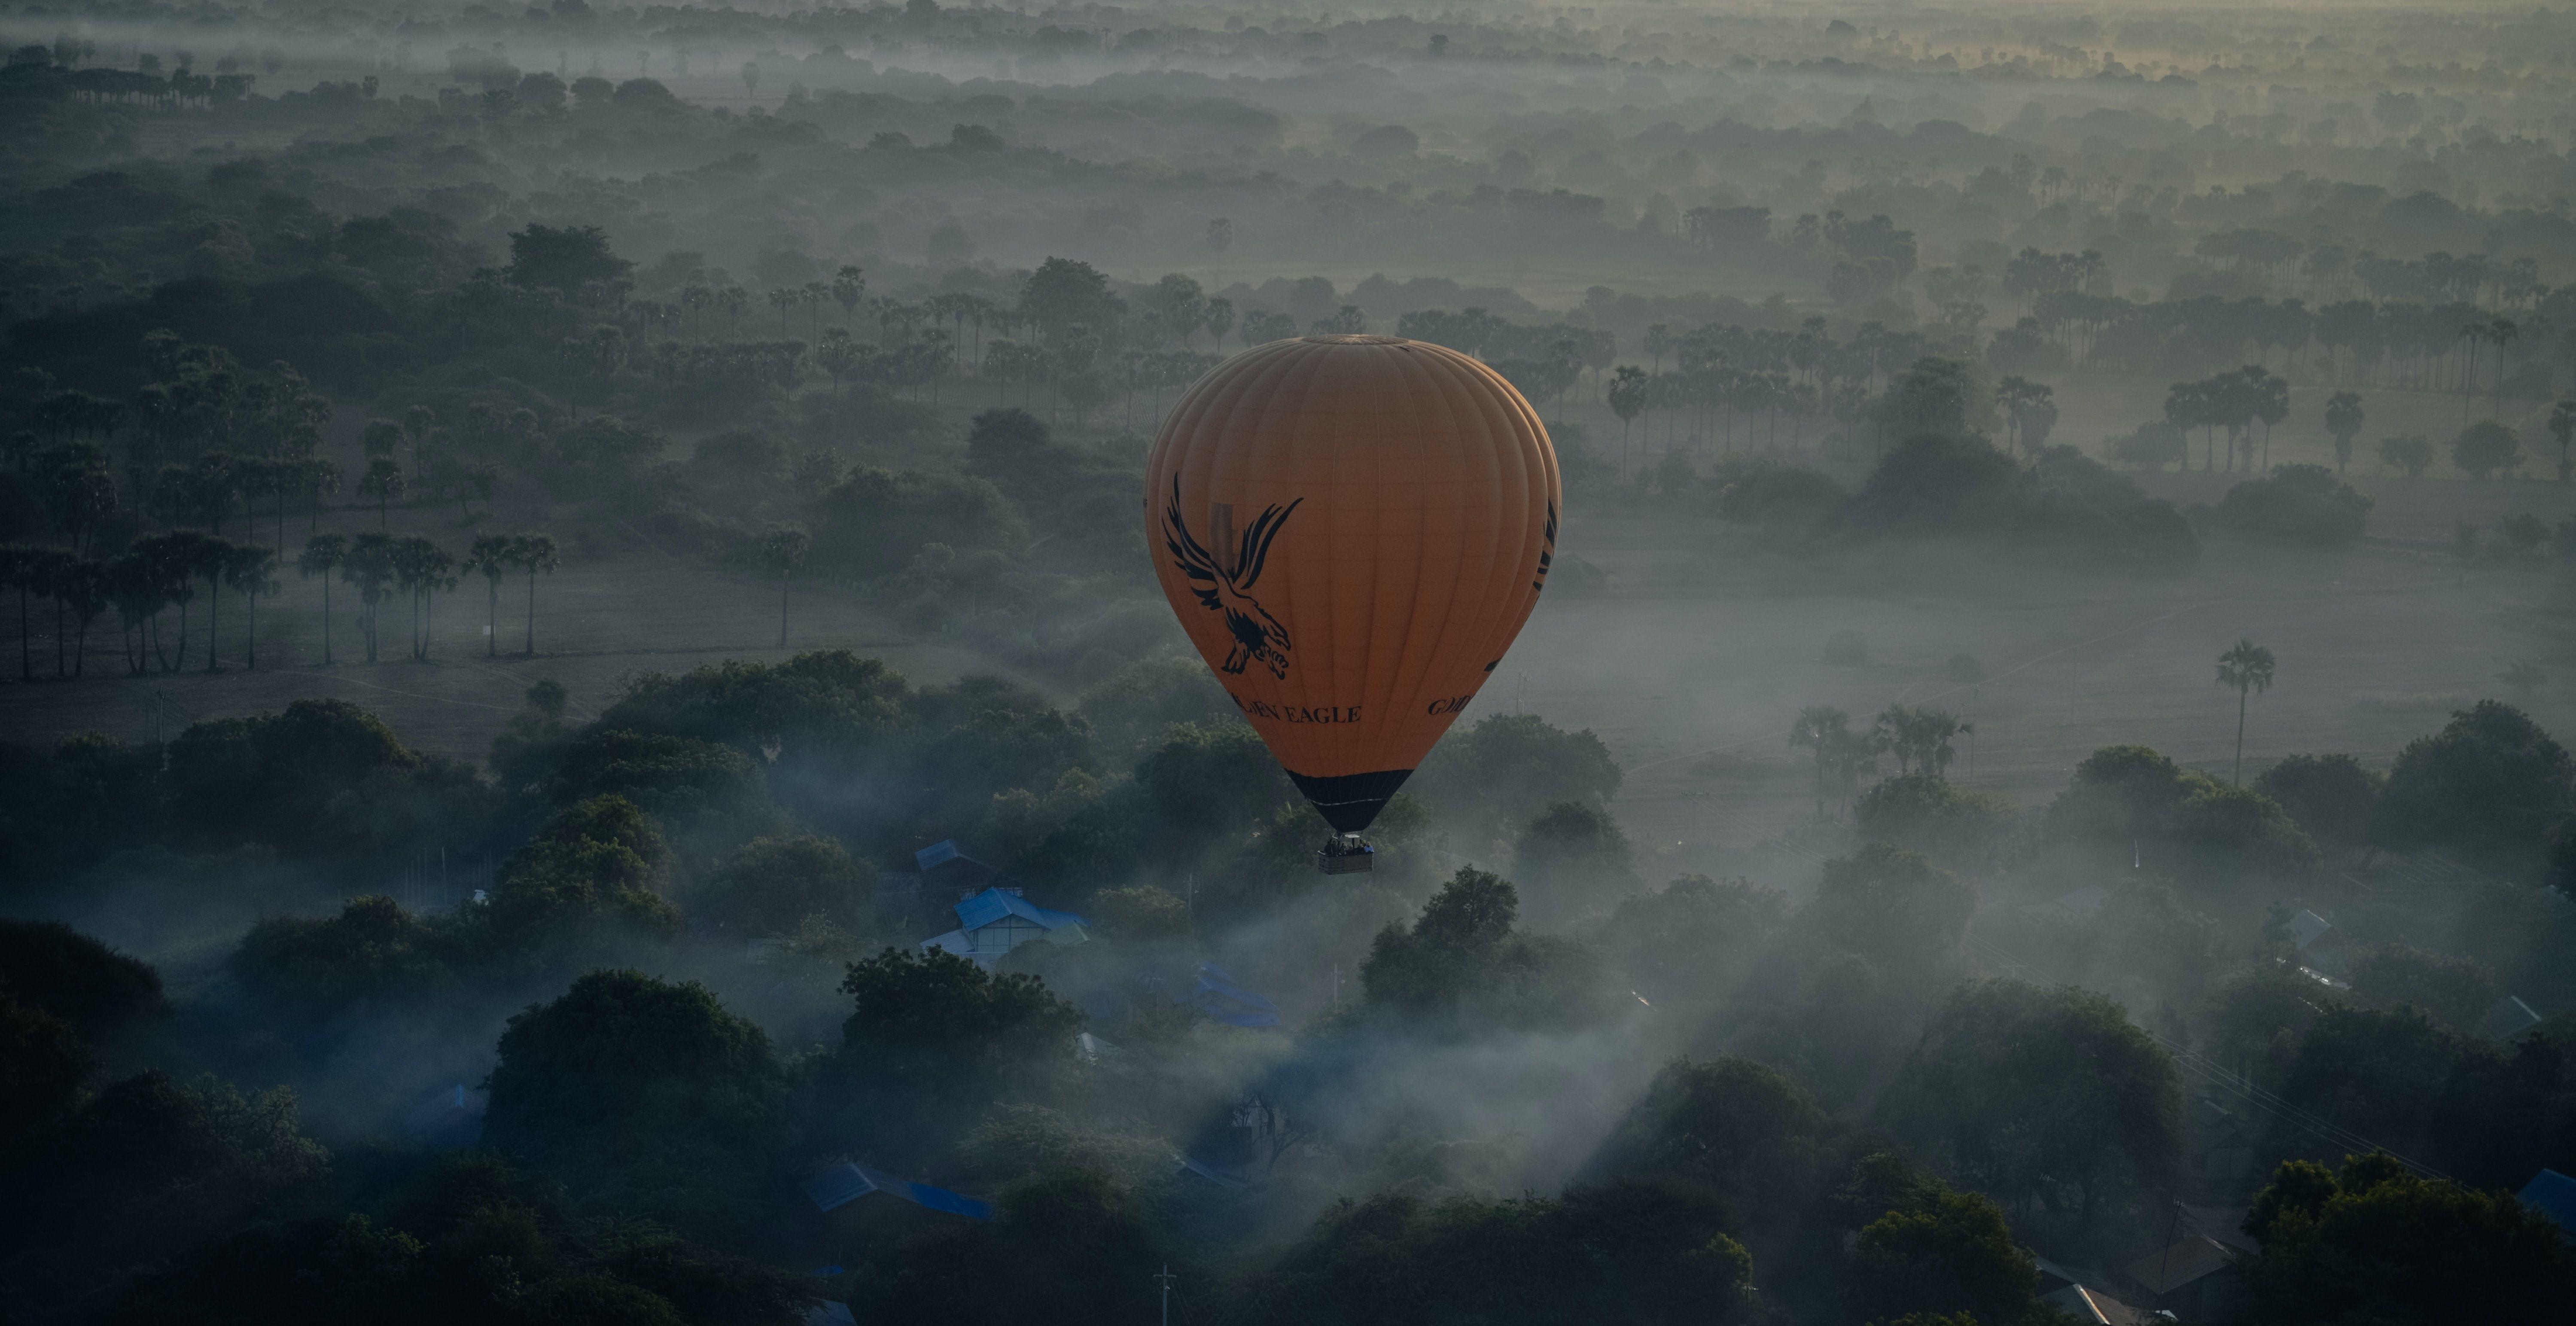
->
[7,2,2576,1324]
[8,643,2576,1321]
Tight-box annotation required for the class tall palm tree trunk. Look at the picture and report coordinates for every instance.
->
[2234,686,2249,785]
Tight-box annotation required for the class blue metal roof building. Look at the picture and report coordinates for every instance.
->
[921,885,1089,965]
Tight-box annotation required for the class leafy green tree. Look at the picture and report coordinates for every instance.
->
[1511,800,1637,913]
[2214,465,2373,546]
[697,834,866,937]
[505,223,634,295]
[829,946,1084,1161]
[2254,754,2384,860]
[1850,1182,2049,1326]
[1589,1057,1835,1232]
[1599,876,1787,1006]
[2240,1153,2576,1323]
[0,920,169,1045]
[1135,721,1291,846]
[1244,1179,1752,1326]
[0,991,90,1142]
[2344,944,2499,1031]
[1853,774,2015,870]
[483,970,786,1235]
[2217,637,2277,785]
[1411,713,1623,842]
[1362,867,1611,1032]
[1883,979,2180,1230]
[2378,433,2434,477]
[231,895,450,1011]
[1808,843,1976,975]
[2451,419,2522,480]
[0,1071,329,1321]
[2371,700,2575,875]
[1075,656,1235,758]
[866,1165,1175,1326]
[486,796,683,952]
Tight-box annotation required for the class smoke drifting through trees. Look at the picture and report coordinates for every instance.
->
[7,3,2576,1323]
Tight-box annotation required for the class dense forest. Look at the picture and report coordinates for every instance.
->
[6,3,2576,1324]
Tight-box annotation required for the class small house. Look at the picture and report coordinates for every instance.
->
[2520,1168,2576,1240]
[2485,995,2544,1041]
[920,886,1089,965]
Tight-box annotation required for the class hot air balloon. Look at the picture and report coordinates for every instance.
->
[1143,334,1562,872]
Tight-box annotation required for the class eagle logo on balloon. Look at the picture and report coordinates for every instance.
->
[1165,476,1301,679]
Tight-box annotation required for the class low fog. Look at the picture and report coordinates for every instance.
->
[5,3,2576,1324]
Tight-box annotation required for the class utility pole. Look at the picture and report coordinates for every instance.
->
[1154,1265,1177,1326]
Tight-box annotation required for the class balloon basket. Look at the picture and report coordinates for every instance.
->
[1316,834,1375,875]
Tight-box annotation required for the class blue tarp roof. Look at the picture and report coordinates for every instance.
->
[801,1161,996,1221]
[1190,962,1281,1028]
[953,886,1086,932]
[915,840,964,871]
[2521,1168,2576,1233]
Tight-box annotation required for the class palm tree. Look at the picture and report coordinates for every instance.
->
[298,533,347,664]
[2323,390,2365,474]
[341,532,397,663]
[466,533,513,657]
[2216,637,2277,786]
[194,534,235,671]
[0,545,33,681]
[223,544,278,668]
[510,533,559,655]
[757,524,809,647]
[1608,366,1647,474]
[360,457,403,527]
[58,558,106,677]
[390,536,454,661]
[2550,399,2576,484]
[29,548,74,678]
[1787,704,1850,820]
[2488,317,2518,416]
[2458,320,2486,421]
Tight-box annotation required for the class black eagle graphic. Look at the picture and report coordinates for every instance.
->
[1164,475,1301,679]
[1534,499,1557,591]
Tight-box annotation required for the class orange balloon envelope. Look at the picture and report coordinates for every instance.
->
[1143,334,1562,837]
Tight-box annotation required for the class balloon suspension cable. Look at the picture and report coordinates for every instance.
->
[1316,831,1375,875]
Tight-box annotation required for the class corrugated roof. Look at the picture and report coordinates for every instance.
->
[2045,1283,2143,1325]
[2123,1235,2237,1296]
[800,1161,994,1220]
[2486,995,2543,1040]
[915,840,963,871]
[2520,1168,2576,1234]
[801,1163,877,1213]
[953,886,1086,932]
[2288,909,2333,948]
[1189,962,1282,1027]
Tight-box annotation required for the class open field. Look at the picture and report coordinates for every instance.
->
[10,373,2574,905]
